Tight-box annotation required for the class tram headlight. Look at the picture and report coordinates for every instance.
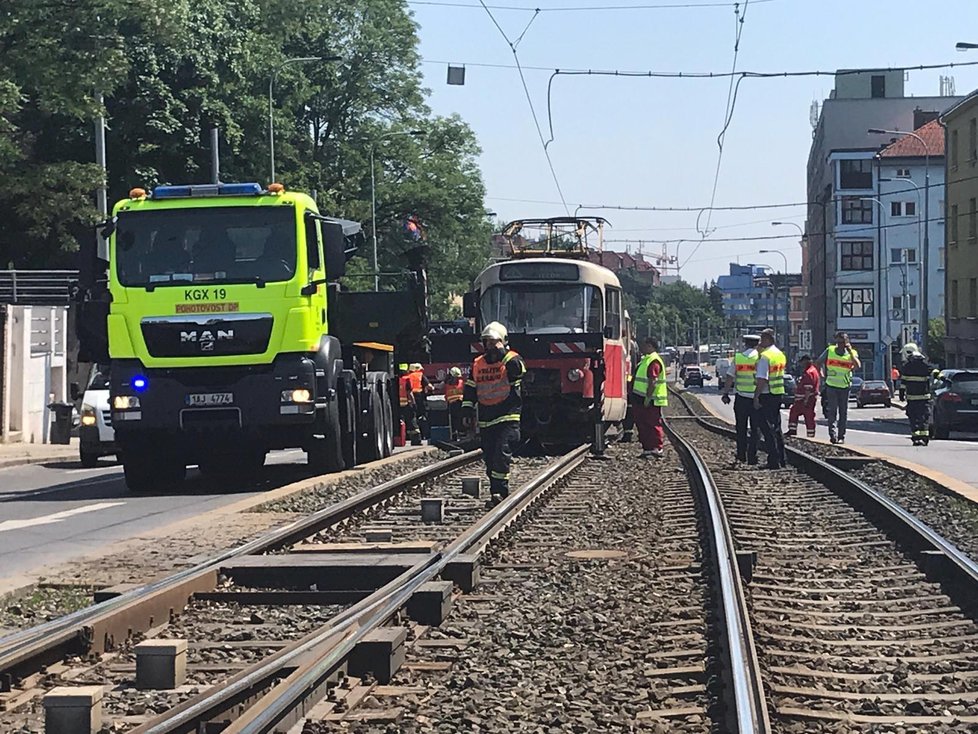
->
[567,368,584,383]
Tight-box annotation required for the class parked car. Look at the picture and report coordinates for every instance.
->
[684,365,705,388]
[848,375,864,401]
[931,369,978,439]
[855,380,892,408]
[781,374,796,408]
[75,364,115,467]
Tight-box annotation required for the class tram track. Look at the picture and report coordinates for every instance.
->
[668,388,978,731]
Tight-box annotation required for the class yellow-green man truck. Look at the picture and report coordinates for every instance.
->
[75,182,428,491]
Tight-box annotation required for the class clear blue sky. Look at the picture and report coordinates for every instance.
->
[410,0,978,285]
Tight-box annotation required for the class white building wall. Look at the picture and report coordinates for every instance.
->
[1,305,67,443]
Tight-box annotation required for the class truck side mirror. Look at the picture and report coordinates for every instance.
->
[462,291,479,319]
[322,221,347,279]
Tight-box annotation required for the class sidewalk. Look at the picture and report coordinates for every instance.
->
[0,439,79,470]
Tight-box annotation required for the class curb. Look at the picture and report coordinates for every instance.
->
[0,453,79,471]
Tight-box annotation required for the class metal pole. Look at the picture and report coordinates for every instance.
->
[268,71,277,184]
[210,128,220,184]
[370,146,379,291]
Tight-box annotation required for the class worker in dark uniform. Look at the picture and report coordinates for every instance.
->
[397,363,420,445]
[443,366,465,439]
[462,321,526,506]
[898,342,935,446]
[408,362,433,442]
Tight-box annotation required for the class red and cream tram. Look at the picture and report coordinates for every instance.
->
[431,217,632,447]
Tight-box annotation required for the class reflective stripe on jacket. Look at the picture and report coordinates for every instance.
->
[762,346,787,396]
[825,345,856,389]
[632,352,667,407]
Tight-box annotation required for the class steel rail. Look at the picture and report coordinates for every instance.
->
[664,419,771,734]
[685,409,978,596]
[0,449,481,681]
[145,445,590,734]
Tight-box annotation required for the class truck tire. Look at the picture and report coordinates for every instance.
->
[381,388,394,458]
[358,384,386,463]
[340,388,357,469]
[308,397,344,473]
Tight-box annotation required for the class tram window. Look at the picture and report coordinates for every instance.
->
[605,287,622,339]
[481,284,602,334]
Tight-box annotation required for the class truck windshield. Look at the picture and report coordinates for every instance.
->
[115,206,297,287]
[481,284,602,334]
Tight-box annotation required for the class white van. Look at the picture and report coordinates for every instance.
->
[78,365,115,467]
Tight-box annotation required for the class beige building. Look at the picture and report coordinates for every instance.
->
[940,91,978,367]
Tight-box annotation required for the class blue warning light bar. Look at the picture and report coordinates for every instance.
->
[152,183,264,199]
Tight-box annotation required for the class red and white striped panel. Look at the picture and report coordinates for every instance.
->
[549,341,587,354]
[470,342,484,354]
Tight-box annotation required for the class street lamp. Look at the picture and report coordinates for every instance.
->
[771,222,805,356]
[370,129,426,291]
[759,248,790,353]
[868,127,931,348]
[268,56,338,184]
[860,196,895,381]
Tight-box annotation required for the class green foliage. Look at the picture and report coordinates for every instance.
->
[927,318,946,365]
[0,0,490,316]
[627,280,730,346]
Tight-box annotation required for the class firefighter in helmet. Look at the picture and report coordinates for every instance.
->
[898,342,935,446]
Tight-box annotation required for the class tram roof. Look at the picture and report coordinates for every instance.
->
[475,257,623,289]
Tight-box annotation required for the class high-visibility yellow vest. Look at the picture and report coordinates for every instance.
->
[762,345,786,396]
[824,344,856,389]
[632,352,668,407]
[734,351,759,395]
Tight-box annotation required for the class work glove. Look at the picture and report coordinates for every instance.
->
[721,394,731,405]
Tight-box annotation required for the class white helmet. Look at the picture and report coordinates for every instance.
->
[481,321,508,342]
[409,362,423,372]
[901,342,920,358]
[449,366,462,377]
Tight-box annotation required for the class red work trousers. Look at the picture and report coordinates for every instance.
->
[632,404,664,450]
[787,398,816,437]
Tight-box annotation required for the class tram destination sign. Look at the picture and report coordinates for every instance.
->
[499,262,579,281]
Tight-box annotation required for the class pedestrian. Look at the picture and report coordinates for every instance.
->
[462,321,526,505]
[786,354,820,438]
[898,343,935,446]
[397,363,419,444]
[891,365,901,396]
[631,337,668,458]
[816,331,861,444]
[754,328,787,469]
[408,362,433,441]
[443,366,465,438]
[721,333,761,465]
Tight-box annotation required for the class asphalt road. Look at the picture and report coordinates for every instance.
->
[687,384,978,490]
[0,448,373,588]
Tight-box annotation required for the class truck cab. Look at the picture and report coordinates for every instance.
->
[80,182,408,491]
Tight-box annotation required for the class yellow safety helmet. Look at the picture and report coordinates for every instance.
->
[481,321,508,342]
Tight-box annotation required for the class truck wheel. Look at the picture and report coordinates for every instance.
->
[341,390,357,468]
[308,397,344,473]
[359,385,386,463]
[381,389,394,458]
[80,449,99,468]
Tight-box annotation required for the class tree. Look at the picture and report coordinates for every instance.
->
[708,280,725,318]
[0,0,491,316]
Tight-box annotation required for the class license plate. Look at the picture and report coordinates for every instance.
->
[186,392,234,407]
[971,399,978,406]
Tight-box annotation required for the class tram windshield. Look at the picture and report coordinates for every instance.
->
[480,284,602,334]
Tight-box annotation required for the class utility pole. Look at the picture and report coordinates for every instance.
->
[95,95,108,260]
[209,128,220,184]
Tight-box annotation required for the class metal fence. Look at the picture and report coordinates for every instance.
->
[0,270,76,305]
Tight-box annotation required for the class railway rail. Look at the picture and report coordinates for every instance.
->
[669,388,978,731]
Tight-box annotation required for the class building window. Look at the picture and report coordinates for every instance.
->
[909,294,917,310]
[952,204,960,243]
[971,198,977,239]
[940,246,946,269]
[890,248,902,263]
[840,288,874,318]
[972,279,978,317]
[896,168,911,178]
[841,197,873,224]
[871,75,885,98]
[839,159,873,189]
[952,129,960,169]
[889,201,917,217]
[892,296,903,311]
[906,249,917,263]
[971,118,977,162]
[952,280,959,317]
[840,241,873,270]
[890,201,900,217]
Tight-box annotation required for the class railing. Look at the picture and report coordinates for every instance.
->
[0,270,77,305]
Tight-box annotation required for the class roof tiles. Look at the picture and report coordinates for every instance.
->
[879,119,945,158]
